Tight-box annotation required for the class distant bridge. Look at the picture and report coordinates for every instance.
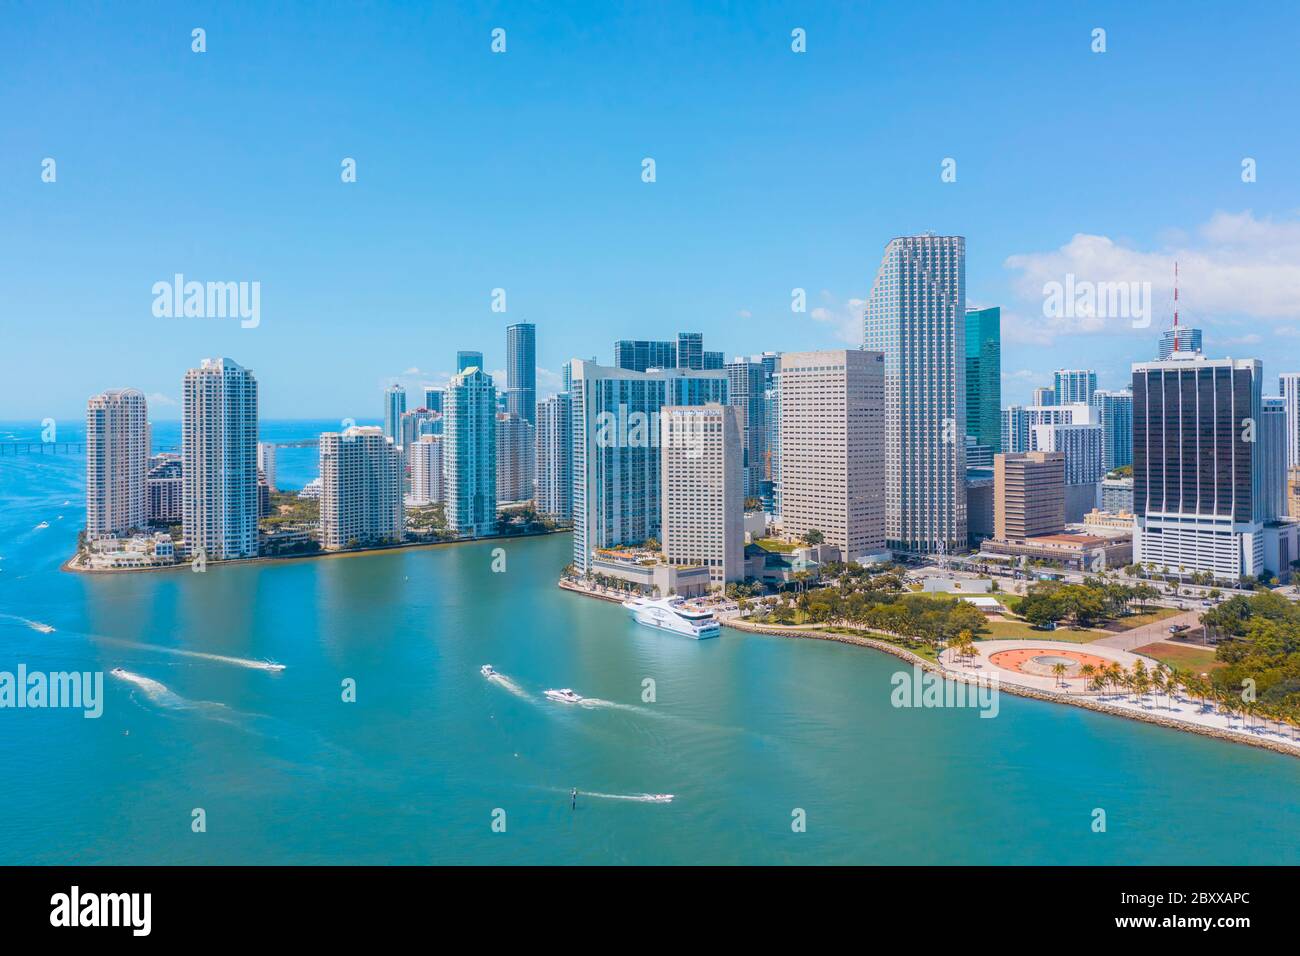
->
[0,442,85,455]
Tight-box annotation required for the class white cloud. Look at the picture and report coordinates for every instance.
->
[809,290,866,344]
[146,392,177,407]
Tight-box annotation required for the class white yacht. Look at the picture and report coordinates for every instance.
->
[623,596,721,639]
[545,688,583,704]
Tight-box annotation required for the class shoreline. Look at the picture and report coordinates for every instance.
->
[63,528,571,575]
[556,580,1300,760]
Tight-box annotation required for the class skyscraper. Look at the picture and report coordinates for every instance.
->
[85,388,149,539]
[676,332,704,370]
[256,441,278,493]
[1032,386,1056,406]
[1030,421,1104,521]
[444,366,497,537]
[495,411,535,503]
[568,361,728,572]
[1262,396,1288,521]
[319,426,404,550]
[613,340,676,372]
[778,349,886,562]
[1052,369,1098,405]
[423,387,445,414]
[1090,389,1134,471]
[1159,327,1203,359]
[535,393,572,522]
[660,404,744,584]
[764,374,781,517]
[964,307,1001,454]
[1132,354,1264,579]
[1278,373,1300,468]
[506,322,537,424]
[703,351,725,370]
[993,452,1065,539]
[863,233,967,553]
[724,357,767,499]
[182,358,259,559]
[456,351,484,374]
[409,435,444,506]
[383,384,407,445]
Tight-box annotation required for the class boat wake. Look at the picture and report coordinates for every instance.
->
[485,672,530,699]
[94,637,284,672]
[109,668,240,724]
[580,791,675,804]
[0,612,56,634]
[576,697,641,713]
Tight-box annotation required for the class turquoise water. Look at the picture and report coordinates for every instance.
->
[1,424,1298,864]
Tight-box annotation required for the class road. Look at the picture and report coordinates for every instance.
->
[1091,609,1204,651]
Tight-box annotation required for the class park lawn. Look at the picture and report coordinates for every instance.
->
[823,627,940,661]
[1133,641,1225,674]
[1112,607,1182,629]
[981,619,1109,642]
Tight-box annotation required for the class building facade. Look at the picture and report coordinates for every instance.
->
[444,366,498,537]
[409,435,444,505]
[863,233,967,553]
[1052,369,1097,405]
[383,384,407,445]
[964,306,1001,455]
[506,322,537,424]
[319,426,404,550]
[993,451,1065,540]
[1090,389,1133,471]
[182,358,259,559]
[495,411,536,503]
[85,388,149,540]
[535,393,572,522]
[659,404,744,584]
[724,357,767,499]
[1159,327,1203,359]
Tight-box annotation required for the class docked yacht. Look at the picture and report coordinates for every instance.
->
[544,688,583,704]
[623,596,721,639]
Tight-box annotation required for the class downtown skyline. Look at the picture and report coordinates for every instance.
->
[5,3,1300,421]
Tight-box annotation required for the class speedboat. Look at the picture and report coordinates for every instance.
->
[261,658,286,672]
[111,667,125,676]
[481,664,496,677]
[31,622,54,634]
[33,521,49,530]
[622,596,721,639]
[545,688,583,704]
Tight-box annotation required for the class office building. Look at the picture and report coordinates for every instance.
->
[993,451,1066,539]
[1031,422,1104,521]
[182,358,259,559]
[613,340,676,372]
[1279,373,1300,469]
[1132,354,1264,579]
[778,349,886,563]
[423,387,444,414]
[724,357,767,499]
[965,307,1001,453]
[677,332,704,370]
[764,375,781,517]
[319,426,403,550]
[456,351,484,374]
[863,233,967,553]
[1159,327,1203,359]
[1102,476,1134,513]
[1262,396,1288,521]
[660,404,744,584]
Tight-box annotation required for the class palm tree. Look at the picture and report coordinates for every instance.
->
[1051,662,1067,688]
[1080,663,1096,693]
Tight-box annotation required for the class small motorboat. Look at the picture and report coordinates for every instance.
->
[480,664,496,678]
[545,688,582,704]
[261,659,286,672]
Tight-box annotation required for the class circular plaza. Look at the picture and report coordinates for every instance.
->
[940,639,1154,693]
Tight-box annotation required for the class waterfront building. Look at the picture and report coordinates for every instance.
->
[1132,354,1264,579]
[495,411,535,503]
[778,349,886,563]
[408,435,444,506]
[444,365,498,537]
[568,361,728,572]
[1279,372,1300,468]
[456,351,484,374]
[85,388,149,540]
[1032,386,1056,406]
[1159,327,1203,359]
[535,393,572,521]
[1053,369,1097,405]
[965,307,1001,453]
[257,441,278,492]
[863,233,967,554]
[383,384,407,445]
[146,454,183,525]
[613,340,676,372]
[1102,476,1134,513]
[660,404,744,584]
[993,451,1065,540]
[1262,396,1288,521]
[506,322,537,424]
[182,358,259,559]
[724,357,767,499]
[1090,389,1134,471]
[764,375,781,517]
[319,426,403,550]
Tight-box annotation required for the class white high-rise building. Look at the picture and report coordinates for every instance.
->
[1278,373,1300,469]
[409,435,444,505]
[257,441,277,493]
[863,234,967,553]
[1030,422,1104,521]
[660,404,744,584]
[778,349,886,562]
[496,411,535,503]
[445,365,497,537]
[85,388,149,539]
[1052,369,1097,405]
[1133,354,1263,580]
[182,358,259,560]
[319,426,404,550]
[535,393,572,521]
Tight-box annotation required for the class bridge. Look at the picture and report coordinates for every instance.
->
[0,442,85,455]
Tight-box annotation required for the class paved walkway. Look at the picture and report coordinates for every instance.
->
[941,639,1149,694]
[1092,609,1202,650]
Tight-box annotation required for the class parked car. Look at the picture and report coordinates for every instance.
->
[1169,623,1190,634]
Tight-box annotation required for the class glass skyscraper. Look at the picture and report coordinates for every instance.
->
[445,366,497,537]
[724,358,767,499]
[456,350,484,374]
[863,233,967,553]
[505,322,536,424]
[1158,327,1203,359]
[613,340,676,372]
[1053,369,1098,405]
[383,384,406,445]
[964,307,1001,454]
[1090,389,1133,471]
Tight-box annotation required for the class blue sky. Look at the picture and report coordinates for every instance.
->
[4,0,1300,421]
